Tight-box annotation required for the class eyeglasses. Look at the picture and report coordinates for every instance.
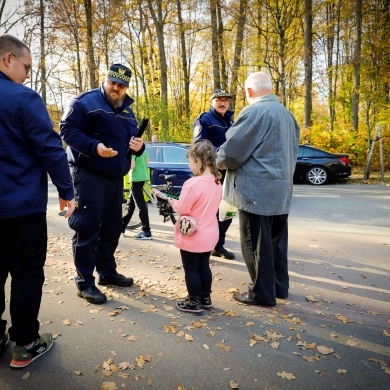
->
[10,53,32,75]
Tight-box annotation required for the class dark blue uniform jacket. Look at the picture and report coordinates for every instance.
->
[193,107,234,150]
[60,85,144,180]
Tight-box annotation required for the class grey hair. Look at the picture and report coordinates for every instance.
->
[0,34,30,58]
[245,71,273,92]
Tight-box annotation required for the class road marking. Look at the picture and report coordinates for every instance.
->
[293,194,340,198]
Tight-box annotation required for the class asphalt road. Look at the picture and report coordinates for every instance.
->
[1,183,389,390]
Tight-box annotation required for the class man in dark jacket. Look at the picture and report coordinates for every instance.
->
[0,34,75,368]
[60,64,144,305]
[193,89,235,260]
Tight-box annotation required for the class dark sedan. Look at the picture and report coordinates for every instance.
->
[145,142,351,188]
[294,144,351,185]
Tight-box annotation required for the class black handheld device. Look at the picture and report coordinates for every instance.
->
[126,117,149,158]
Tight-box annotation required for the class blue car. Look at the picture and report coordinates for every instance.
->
[145,142,192,192]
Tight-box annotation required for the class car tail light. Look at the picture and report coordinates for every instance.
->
[340,157,349,165]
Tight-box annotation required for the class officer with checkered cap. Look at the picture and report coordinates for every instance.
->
[60,62,145,305]
[192,88,235,260]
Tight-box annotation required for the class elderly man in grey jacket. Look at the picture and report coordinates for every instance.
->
[216,71,300,306]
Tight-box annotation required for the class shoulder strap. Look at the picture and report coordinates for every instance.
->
[197,183,216,230]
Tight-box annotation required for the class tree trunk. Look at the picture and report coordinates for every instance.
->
[351,0,362,131]
[229,0,247,112]
[216,0,227,89]
[39,0,46,104]
[210,0,220,89]
[146,0,169,133]
[176,0,190,117]
[84,0,97,89]
[303,0,313,129]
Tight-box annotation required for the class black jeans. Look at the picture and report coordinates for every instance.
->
[180,249,212,297]
[0,213,46,346]
[239,210,289,305]
[122,181,150,232]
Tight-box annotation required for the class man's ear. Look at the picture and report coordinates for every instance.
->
[246,87,254,98]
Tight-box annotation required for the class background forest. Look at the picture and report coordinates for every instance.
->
[1,0,389,171]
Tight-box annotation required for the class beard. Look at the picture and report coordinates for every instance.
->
[107,93,125,108]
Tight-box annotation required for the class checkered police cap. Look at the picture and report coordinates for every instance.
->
[107,64,131,87]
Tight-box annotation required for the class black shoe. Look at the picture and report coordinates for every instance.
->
[77,286,107,304]
[98,273,134,287]
[201,293,212,309]
[176,296,203,314]
[0,332,9,355]
[233,292,275,307]
[211,247,235,260]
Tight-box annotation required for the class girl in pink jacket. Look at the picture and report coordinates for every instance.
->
[169,140,222,314]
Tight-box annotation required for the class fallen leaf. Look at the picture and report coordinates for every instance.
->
[229,380,239,389]
[383,330,390,337]
[305,295,317,303]
[101,382,117,390]
[346,340,358,346]
[62,319,71,325]
[224,310,239,317]
[203,344,209,350]
[334,315,353,324]
[73,371,82,376]
[337,369,347,374]
[107,309,121,316]
[317,345,334,355]
[22,372,30,380]
[118,361,132,370]
[185,334,193,341]
[277,371,296,380]
[128,335,138,342]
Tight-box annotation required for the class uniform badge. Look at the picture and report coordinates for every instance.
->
[193,124,202,138]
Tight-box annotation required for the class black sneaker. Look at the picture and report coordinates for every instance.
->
[98,273,134,287]
[201,293,212,309]
[134,231,152,240]
[211,247,235,260]
[10,333,53,368]
[77,286,107,304]
[0,332,9,355]
[176,297,203,314]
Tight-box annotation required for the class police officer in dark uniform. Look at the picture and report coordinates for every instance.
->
[60,64,144,304]
[193,89,235,260]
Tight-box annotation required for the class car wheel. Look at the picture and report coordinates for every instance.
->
[306,166,328,185]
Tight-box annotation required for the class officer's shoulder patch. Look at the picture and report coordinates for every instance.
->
[193,124,202,138]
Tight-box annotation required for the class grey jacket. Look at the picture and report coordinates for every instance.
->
[216,94,300,216]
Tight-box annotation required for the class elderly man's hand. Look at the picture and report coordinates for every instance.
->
[129,137,143,152]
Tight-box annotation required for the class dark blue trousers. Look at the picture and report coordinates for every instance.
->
[239,210,289,305]
[0,213,46,346]
[69,167,123,290]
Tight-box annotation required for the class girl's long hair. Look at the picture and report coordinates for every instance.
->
[188,140,222,184]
